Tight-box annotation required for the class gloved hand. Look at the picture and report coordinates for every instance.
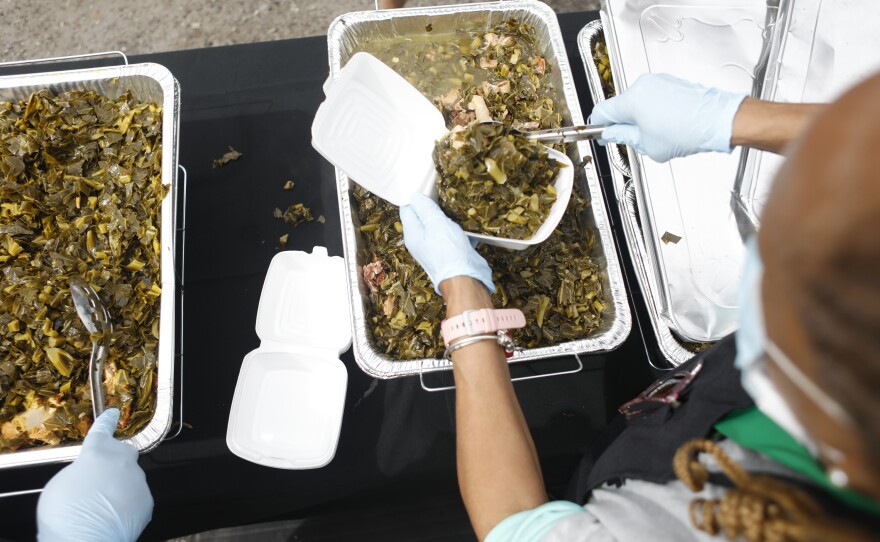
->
[591,73,748,163]
[37,408,153,542]
[399,193,495,295]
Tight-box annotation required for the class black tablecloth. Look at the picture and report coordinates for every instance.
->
[0,11,660,541]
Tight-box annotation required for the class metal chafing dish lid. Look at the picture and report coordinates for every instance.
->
[602,0,775,343]
[735,0,880,229]
[226,247,350,470]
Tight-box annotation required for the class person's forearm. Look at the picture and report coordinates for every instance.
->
[440,277,548,541]
[378,0,407,8]
[731,98,825,154]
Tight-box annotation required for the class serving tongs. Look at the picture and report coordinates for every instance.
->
[477,119,606,144]
[70,278,113,421]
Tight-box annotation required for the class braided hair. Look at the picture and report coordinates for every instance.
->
[673,439,873,542]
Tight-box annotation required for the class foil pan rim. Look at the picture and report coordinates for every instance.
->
[0,62,179,469]
[330,1,632,379]
[578,22,694,367]
[576,21,631,177]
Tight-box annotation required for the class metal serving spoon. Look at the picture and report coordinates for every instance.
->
[70,278,113,421]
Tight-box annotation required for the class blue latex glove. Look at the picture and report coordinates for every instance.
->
[37,408,153,542]
[399,193,495,295]
[591,73,748,163]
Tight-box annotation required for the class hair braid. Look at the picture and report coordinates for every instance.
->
[673,439,873,542]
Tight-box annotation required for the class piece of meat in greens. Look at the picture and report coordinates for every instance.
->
[434,122,558,240]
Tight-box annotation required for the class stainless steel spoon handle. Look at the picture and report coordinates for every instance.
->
[524,125,606,144]
[89,343,107,420]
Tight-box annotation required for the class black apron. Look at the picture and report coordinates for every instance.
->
[565,334,880,530]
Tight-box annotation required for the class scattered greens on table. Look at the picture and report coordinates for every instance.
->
[212,146,242,168]
[274,203,314,227]
[0,89,166,451]
[352,20,605,360]
[434,122,559,240]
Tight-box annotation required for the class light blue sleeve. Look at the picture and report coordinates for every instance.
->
[485,501,585,542]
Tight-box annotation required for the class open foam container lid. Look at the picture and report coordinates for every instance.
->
[312,52,447,206]
[226,247,351,469]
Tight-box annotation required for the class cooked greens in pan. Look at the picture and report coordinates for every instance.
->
[591,35,629,170]
[592,38,615,97]
[0,89,165,451]
[354,20,605,359]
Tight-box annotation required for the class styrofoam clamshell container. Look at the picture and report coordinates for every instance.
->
[464,146,573,250]
[312,52,574,251]
[226,247,351,469]
[313,52,446,206]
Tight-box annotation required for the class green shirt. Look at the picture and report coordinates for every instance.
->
[715,406,880,516]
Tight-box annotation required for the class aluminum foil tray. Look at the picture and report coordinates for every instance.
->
[0,62,180,469]
[579,21,694,367]
[327,0,631,379]
[735,0,880,228]
[601,0,778,343]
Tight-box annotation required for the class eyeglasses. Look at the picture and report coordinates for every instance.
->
[619,360,704,419]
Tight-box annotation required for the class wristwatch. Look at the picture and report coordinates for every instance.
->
[441,308,526,347]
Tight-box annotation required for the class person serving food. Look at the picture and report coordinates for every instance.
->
[399,73,880,541]
[34,73,880,542]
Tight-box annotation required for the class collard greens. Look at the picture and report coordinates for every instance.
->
[355,20,605,359]
[434,122,558,240]
[592,35,629,170]
[0,89,165,451]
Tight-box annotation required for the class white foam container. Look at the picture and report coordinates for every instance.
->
[226,247,351,469]
[462,147,573,250]
[312,52,445,206]
[312,52,573,251]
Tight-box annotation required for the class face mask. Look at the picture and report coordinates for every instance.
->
[734,238,820,455]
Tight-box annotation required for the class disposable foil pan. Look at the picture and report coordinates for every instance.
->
[578,21,693,367]
[0,62,180,469]
[601,0,778,343]
[327,0,631,379]
[735,0,880,228]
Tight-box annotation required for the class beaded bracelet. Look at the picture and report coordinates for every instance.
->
[443,330,518,361]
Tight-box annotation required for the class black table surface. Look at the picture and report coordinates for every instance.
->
[0,10,662,541]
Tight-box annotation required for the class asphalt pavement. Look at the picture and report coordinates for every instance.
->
[0,0,598,62]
